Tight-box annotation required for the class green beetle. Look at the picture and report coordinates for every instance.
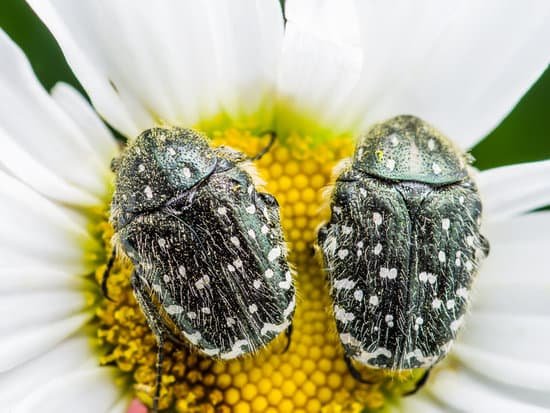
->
[318,115,489,392]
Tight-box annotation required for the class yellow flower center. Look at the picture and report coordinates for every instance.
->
[93,129,422,412]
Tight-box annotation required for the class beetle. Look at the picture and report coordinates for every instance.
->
[318,115,489,393]
[104,127,295,411]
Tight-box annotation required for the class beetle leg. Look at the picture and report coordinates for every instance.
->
[280,323,293,354]
[131,272,170,413]
[403,368,432,396]
[480,234,490,257]
[101,247,116,302]
[344,355,374,384]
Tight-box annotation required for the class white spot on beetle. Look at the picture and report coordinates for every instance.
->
[342,226,353,235]
[419,272,436,284]
[333,206,342,215]
[386,159,396,171]
[182,167,191,178]
[369,295,379,306]
[144,186,153,199]
[456,287,469,299]
[246,204,256,214]
[459,196,465,204]
[450,316,464,331]
[195,275,210,290]
[261,225,269,235]
[466,235,475,246]
[380,267,397,279]
[385,314,394,327]
[334,305,355,323]
[253,279,262,289]
[465,261,474,271]
[248,304,258,314]
[432,163,442,175]
[354,290,364,301]
[428,139,435,151]
[187,311,197,320]
[338,249,349,259]
[158,238,167,248]
[432,298,442,309]
[230,236,240,247]
[138,164,145,173]
[268,247,281,262]
[373,212,383,226]
[374,243,383,255]
[166,305,184,315]
[201,307,211,314]
[442,218,450,230]
[217,206,227,215]
[247,229,256,239]
[167,147,176,156]
[413,317,424,331]
[184,331,201,345]
[178,265,186,277]
[233,259,243,269]
[446,299,456,309]
[264,269,274,279]
[278,271,292,290]
[390,135,399,147]
[227,264,236,272]
[334,278,356,290]
[226,317,236,327]
[438,251,446,262]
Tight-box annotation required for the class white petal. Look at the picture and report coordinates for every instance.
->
[51,82,118,166]
[0,289,92,335]
[352,0,550,148]
[429,369,550,412]
[0,267,82,293]
[479,212,550,287]
[0,170,96,273]
[397,395,445,413]
[0,335,92,406]
[479,160,550,222]
[28,0,284,137]
[456,214,550,372]
[458,313,550,369]
[0,312,92,372]
[12,367,126,413]
[277,0,363,134]
[454,343,550,392]
[108,398,132,413]
[0,31,115,205]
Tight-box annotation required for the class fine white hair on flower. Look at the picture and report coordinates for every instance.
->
[0,0,546,412]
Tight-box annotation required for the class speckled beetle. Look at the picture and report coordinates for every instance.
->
[318,115,489,393]
[105,128,295,411]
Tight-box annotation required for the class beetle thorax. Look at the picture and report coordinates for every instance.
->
[352,115,468,185]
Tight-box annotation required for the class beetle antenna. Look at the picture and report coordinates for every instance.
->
[249,131,276,161]
[403,368,431,396]
[101,247,116,301]
[344,356,374,384]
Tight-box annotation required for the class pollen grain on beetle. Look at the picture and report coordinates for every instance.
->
[92,129,417,412]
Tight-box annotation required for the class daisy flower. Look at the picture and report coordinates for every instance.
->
[1,1,550,412]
